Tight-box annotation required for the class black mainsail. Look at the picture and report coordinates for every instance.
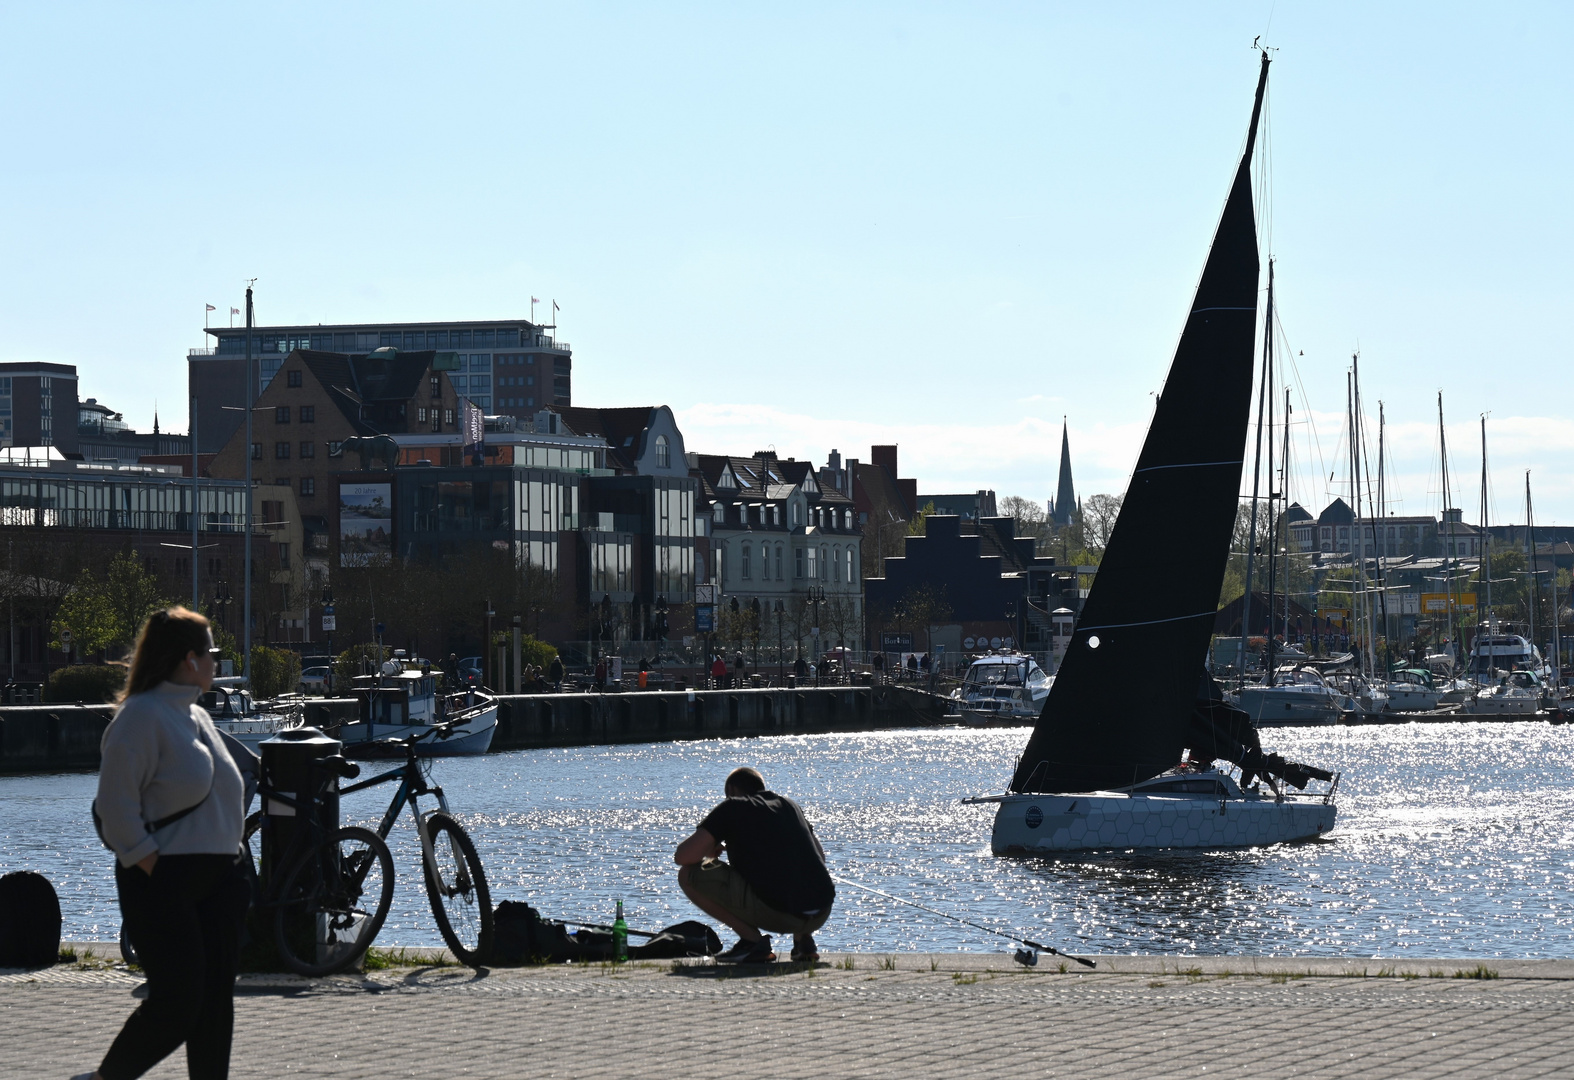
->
[1011,53,1272,794]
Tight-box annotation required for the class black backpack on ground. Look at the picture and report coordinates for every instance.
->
[491,901,721,965]
[0,871,63,969]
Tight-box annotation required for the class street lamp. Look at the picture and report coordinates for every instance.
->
[484,600,495,690]
[806,586,827,686]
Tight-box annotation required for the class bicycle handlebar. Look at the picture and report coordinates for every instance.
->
[311,755,361,780]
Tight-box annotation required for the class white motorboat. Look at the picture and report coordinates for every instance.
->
[1382,668,1443,712]
[983,765,1337,855]
[200,678,304,751]
[1233,667,1352,727]
[338,663,499,758]
[1467,630,1552,685]
[1456,670,1549,716]
[979,53,1338,855]
[950,653,1052,722]
[1325,672,1389,716]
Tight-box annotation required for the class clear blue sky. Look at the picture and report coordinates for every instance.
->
[2,3,1569,522]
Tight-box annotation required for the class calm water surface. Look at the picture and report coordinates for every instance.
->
[6,722,1572,957]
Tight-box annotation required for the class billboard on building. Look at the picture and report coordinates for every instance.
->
[1421,592,1477,614]
[340,483,392,566]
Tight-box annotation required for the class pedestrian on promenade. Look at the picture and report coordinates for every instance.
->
[710,654,727,689]
[793,655,807,682]
[548,653,564,691]
[674,766,834,965]
[872,651,884,684]
[594,656,608,691]
[734,651,746,688]
[78,607,249,1080]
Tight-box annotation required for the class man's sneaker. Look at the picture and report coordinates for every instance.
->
[716,936,774,964]
[791,935,819,963]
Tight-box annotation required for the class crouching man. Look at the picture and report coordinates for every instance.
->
[675,766,834,964]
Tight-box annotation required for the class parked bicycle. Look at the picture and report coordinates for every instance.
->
[245,721,493,975]
[245,752,394,976]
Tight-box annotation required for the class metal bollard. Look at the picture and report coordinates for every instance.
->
[257,727,343,883]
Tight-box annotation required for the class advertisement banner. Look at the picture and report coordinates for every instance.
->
[339,483,393,566]
[1421,592,1477,614]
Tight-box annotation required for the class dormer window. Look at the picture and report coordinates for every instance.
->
[654,435,670,469]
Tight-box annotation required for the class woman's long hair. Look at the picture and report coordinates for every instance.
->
[119,607,212,702]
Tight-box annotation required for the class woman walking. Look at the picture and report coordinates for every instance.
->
[76,608,249,1080]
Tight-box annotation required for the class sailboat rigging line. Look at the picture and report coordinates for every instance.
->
[828,874,1096,968]
[1077,610,1215,631]
[1136,460,1242,473]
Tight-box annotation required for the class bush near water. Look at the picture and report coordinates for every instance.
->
[44,664,126,703]
[248,645,301,700]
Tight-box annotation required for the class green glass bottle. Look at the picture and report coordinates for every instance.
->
[612,899,628,962]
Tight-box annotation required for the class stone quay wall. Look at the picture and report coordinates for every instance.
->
[0,686,951,773]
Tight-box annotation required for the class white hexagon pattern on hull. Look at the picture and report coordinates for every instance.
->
[990,790,1336,854]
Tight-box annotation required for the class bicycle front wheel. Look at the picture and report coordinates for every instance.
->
[272,825,394,976]
[421,812,493,966]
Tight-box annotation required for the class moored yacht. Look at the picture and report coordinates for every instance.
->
[950,653,1053,722]
[338,663,498,758]
[1234,666,1352,726]
[200,677,304,751]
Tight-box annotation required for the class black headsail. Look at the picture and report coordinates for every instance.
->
[1010,53,1270,794]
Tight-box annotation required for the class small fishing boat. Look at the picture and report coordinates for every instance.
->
[973,52,1338,855]
[338,663,498,758]
[199,677,305,751]
[950,653,1053,723]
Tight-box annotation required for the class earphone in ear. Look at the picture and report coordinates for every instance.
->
[189,658,199,672]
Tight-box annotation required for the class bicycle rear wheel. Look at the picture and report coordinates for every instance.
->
[421,812,493,966]
[272,825,394,976]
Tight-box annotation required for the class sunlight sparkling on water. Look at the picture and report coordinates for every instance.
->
[6,722,1573,957]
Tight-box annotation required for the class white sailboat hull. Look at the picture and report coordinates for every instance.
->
[990,791,1336,854]
[1233,686,1344,727]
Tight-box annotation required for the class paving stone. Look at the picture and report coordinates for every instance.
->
[5,954,1574,1078]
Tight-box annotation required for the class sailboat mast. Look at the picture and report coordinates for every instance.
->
[1526,471,1538,651]
[1480,416,1492,625]
[1282,387,1293,645]
[1351,354,1373,677]
[1239,280,1272,687]
[1377,402,1392,676]
[1439,393,1458,670]
[1263,260,1277,681]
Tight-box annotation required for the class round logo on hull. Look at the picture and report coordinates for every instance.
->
[1024,805,1044,829]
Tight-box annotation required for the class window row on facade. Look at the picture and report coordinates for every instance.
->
[721,539,859,585]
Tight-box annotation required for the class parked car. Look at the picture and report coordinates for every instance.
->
[299,666,331,696]
[458,656,483,687]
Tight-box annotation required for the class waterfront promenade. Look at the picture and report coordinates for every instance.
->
[6,949,1572,1078]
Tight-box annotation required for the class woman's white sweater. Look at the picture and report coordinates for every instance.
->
[96,681,246,868]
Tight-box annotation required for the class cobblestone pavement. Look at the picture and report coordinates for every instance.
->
[5,951,1573,1079]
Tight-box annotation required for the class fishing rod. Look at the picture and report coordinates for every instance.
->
[553,916,661,939]
[830,874,1096,969]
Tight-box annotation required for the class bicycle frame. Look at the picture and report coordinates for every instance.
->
[339,743,455,876]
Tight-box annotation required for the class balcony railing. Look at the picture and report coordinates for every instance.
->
[188,348,217,357]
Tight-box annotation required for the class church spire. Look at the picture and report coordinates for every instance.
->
[1051,418,1076,527]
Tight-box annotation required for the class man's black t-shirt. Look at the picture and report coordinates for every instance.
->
[698,791,834,915]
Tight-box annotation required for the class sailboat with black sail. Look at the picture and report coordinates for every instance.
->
[972,52,1339,854]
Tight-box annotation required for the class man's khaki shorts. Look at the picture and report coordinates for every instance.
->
[687,859,831,936]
